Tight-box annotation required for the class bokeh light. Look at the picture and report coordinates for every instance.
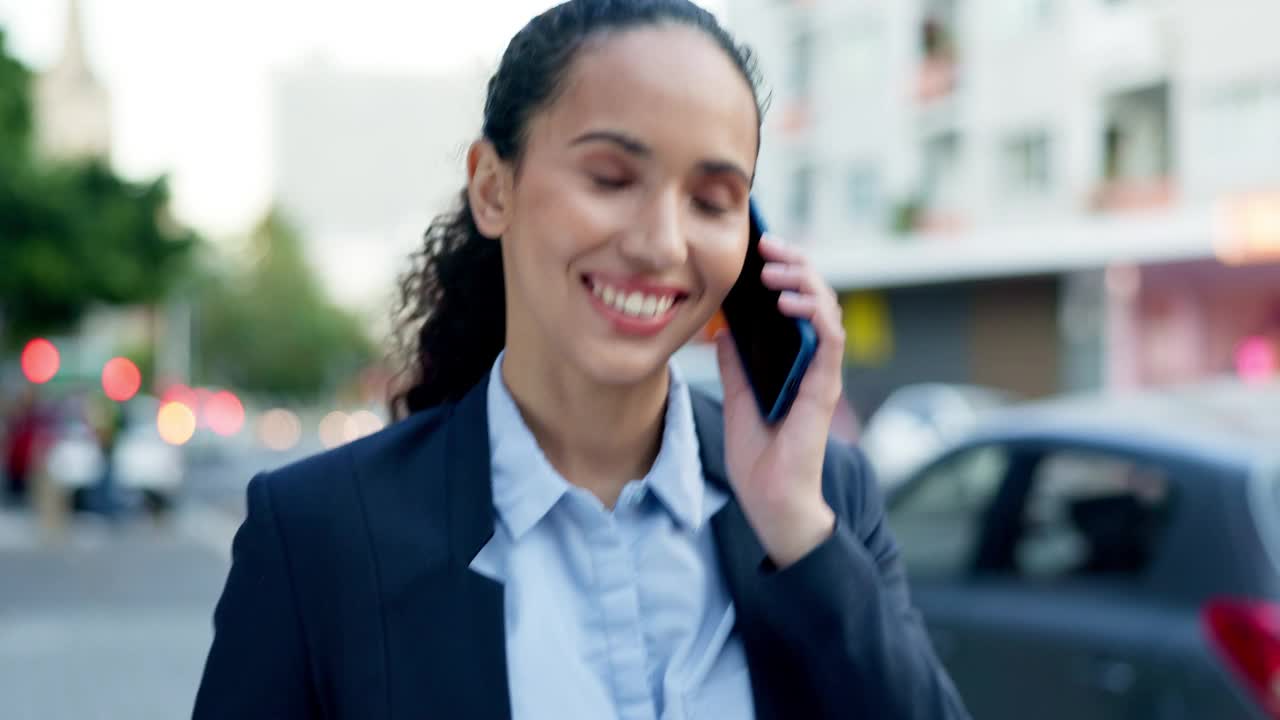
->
[194,387,216,427]
[319,411,349,449]
[157,402,198,446]
[102,357,142,402]
[259,409,302,451]
[1236,336,1277,383]
[344,410,385,442]
[21,338,60,384]
[206,391,246,437]
[161,383,199,411]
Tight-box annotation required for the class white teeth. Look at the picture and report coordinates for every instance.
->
[590,279,678,319]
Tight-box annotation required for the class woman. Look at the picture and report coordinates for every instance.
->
[193,1,969,718]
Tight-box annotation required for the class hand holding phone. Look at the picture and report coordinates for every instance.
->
[719,198,818,423]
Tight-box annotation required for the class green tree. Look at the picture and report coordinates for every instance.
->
[193,209,376,401]
[0,30,32,165]
[0,30,196,348]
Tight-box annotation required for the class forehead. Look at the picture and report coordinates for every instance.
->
[529,24,759,168]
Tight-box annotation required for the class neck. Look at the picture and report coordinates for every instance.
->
[500,346,669,509]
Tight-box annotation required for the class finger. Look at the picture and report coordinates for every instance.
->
[713,330,751,405]
[777,290,819,318]
[758,235,806,264]
[800,284,846,406]
[760,262,808,292]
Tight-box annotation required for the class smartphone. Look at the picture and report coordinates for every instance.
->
[720,197,819,424]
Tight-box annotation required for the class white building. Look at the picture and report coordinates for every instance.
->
[34,0,111,162]
[270,58,487,312]
[728,0,1280,408]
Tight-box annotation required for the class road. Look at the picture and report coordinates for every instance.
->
[0,442,316,720]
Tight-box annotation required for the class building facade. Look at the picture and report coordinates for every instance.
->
[33,0,111,163]
[728,0,1280,413]
[270,58,486,311]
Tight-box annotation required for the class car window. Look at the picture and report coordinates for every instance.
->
[1013,451,1172,581]
[888,446,1009,580]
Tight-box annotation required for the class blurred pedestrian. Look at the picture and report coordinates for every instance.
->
[3,388,46,505]
[194,2,968,719]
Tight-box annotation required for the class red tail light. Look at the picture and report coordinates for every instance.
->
[1204,598,1280,718]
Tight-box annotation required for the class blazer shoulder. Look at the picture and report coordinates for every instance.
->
[252,405,454,539]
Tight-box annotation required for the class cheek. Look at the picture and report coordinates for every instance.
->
[697,234,748,300]
[517,174,621,260]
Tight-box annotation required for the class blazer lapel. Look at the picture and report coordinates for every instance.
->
[373,377,512,720]
[690,391,806,720]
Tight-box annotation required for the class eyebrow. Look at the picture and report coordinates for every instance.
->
[569,129,753,185]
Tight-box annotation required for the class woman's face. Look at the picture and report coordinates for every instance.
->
[474,24,759,389]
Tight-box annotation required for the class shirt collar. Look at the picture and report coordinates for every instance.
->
[485,351,715,540]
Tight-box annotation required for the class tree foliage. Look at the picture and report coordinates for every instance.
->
[192,209,377,401]
[0,30,195,347]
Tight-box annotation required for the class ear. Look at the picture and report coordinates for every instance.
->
[466,139,513,240]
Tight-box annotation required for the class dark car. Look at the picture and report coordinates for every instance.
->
[886,378,1280,720]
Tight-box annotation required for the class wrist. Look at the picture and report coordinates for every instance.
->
[748,499,836,570]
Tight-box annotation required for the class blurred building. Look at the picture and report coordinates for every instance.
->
[270,58,487,312]
[33,0,111,162]
[730,0,1280,413]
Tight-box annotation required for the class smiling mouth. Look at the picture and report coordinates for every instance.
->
[582,276,689,320]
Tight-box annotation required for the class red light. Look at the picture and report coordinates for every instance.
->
[206,391,245,437]
[1204,598,1280,718]
[21,339,60,384]
[102,358,142,402]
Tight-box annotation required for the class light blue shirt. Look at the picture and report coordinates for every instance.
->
[470,353,756,720]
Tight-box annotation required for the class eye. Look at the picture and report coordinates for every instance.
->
[693,197,729,216]
[591,174,631,190]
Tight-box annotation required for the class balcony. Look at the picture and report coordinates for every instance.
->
[1093,83,1173,213]
[917,8,959,105]
[1090,178,1175,212]
[917,56,958,104]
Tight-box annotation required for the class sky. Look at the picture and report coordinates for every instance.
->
[0,0,726,238]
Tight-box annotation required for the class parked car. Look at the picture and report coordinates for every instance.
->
[885,378,1280,720]
[115,395,183,513]
[861,383,1017,489]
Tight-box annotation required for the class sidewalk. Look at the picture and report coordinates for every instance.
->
[0,504,234,720]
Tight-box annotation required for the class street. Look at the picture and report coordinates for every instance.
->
[0,444,312,720]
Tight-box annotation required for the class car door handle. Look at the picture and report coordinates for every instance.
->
[1086,658,1136,695]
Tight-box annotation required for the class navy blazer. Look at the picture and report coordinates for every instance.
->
[193,376,970,719]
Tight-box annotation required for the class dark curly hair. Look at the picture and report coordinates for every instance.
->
[390,0,767,418]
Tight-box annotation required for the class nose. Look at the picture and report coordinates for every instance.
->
[619,189,688,271]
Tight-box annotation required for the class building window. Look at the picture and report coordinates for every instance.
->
[1100,83,1172,188]
[847,165,880,221]
[789,165,815,227]
[1002,131,1052,194]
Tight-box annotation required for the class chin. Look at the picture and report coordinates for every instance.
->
[575,338,680,388]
